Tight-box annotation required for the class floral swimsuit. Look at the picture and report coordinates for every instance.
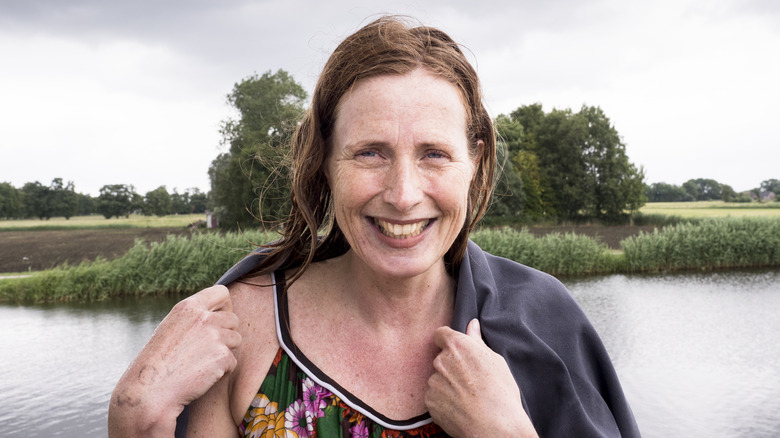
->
[239,272,449,438]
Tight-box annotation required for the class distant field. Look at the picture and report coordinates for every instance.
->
[640,201,780,218]
[0,214,206,231]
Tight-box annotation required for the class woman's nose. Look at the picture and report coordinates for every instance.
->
[382,159,423,212]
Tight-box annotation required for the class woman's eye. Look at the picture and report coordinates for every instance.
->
[356,150,377,158]
[425,150,446,159]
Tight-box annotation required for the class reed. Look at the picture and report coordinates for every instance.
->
[470,227,617,276]
[620,217,780,272]
[3,217,779,302]
[0,231,275,302]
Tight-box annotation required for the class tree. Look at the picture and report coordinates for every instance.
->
[760,179,780,196]
[645,182,693,202]
[721,184,738,202]
[143,186,172,217]
[170,189,190,214]
[188,188,208,214]
[682,178,723,201]
[76,193,96,216]
[504,104,645,222]
[21,181,52,219]
[209,70,307,228]
[97,184,139,219]
[579,106,646,221]
[534,107,592,219]
[0,182,24,219]
[496,111,556,219]
[48,178,78,219]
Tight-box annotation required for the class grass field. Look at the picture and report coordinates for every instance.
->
[0,214,206,231]
[640,201,780,218]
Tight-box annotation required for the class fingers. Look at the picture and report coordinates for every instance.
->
[466,318,481,339]
[433,319,483,350]
[196,285,233,312]
[209,306,240,331]
[220,325,242,350]
[432,325,453,349]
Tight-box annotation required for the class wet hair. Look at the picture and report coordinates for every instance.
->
[252,15,496,282]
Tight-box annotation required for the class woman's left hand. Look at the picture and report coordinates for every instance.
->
[425,319,538,437]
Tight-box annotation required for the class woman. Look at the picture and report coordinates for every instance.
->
[109,17,640,437]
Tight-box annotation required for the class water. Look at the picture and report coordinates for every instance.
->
[0,296,179,437]
[0,270,778,437]
[564,270,780,437]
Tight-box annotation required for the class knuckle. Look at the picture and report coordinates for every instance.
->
[226,312,240,329]
[432,354,444,371]
[173,297,197,313]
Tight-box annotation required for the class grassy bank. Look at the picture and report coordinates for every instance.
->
[0,214,205,231]
[2,217,779,302]
[0,231,276,302]
[640,201,780,218]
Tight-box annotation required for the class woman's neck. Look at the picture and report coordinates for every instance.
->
[320,251,455,333]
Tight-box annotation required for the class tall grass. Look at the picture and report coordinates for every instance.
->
[470,227,620,276]
[3,217,779,302]
[621,217,780,272]
[0,231,276,302]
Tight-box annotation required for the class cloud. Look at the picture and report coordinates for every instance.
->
[0,0,778,196]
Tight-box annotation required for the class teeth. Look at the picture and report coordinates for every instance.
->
[374,218,430,239]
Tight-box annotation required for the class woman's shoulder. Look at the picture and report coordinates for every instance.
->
[465,240,570,300]
[227,272,279,358]
[228,272,275,308]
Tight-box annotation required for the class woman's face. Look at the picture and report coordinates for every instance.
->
[326,68,478,280]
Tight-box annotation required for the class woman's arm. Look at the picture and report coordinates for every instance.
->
[185,275,279,437]
[425,319,538,438]
[108,286,241,437]
[185,372,236,437]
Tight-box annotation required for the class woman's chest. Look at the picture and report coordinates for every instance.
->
[291,323,438,420]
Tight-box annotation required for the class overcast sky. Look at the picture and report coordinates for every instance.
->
[1,0,778,196]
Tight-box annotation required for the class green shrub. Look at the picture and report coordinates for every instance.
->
[3,218,779,302]
[621,217,780,272]
[470,227,613,276]
[0,231,275,302]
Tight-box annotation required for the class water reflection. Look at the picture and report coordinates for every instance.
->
[0,296,179,437]
[1,271,779,437]
[565,270,780,438]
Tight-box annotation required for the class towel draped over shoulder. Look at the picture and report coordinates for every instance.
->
[176,240,640,437]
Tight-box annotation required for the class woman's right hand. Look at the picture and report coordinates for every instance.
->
[108,285,242,437]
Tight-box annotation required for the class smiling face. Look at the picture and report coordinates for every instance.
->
[325,69,478,280]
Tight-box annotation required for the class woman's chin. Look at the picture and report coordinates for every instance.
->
[356,245,446,281]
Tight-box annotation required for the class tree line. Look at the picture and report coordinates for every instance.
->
[207,71,778,228]
[645,178,780,203]
[0,180,207,220]
[3,69,777,224]
[207,70,648,228]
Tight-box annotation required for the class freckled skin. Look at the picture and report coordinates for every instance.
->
[325,69,477,281]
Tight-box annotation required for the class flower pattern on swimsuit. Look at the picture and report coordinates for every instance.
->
[239,348,449,438]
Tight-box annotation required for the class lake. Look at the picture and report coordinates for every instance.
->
[1,269,778,437]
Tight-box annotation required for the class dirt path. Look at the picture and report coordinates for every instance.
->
[0,228,192,273]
